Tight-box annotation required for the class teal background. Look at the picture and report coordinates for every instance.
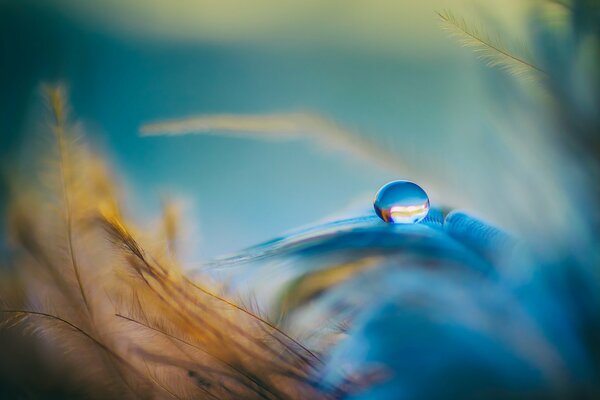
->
[0,1,507,261]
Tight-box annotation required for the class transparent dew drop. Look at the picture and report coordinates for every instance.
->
[374,180,430,224]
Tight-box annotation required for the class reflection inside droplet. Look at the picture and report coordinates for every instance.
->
[374,180,430,224]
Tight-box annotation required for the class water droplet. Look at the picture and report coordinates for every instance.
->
[374,180,430,224]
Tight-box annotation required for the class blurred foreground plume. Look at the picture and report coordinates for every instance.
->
[0,86,344,399]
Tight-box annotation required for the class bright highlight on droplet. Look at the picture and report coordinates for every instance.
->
[374,180,430,224]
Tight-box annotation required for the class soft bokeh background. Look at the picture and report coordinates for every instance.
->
[0,0,555,261]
